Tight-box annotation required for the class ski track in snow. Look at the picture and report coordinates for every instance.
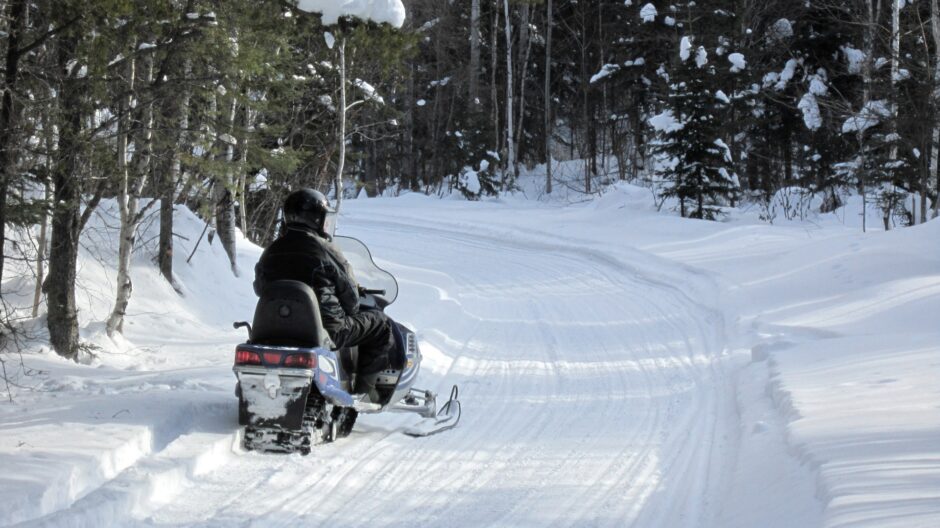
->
[108,213,741,527]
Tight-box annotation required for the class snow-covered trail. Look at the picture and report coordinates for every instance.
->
[143,214,739,527]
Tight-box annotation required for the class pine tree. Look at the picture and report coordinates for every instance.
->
[653,34,739,220]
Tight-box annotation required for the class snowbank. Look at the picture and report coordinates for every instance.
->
[0,200,262,525]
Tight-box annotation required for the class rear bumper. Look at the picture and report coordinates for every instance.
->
[234,367,313,430]
[234,346,355,430]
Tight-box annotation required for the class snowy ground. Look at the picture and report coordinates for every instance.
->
[1,184,938,527]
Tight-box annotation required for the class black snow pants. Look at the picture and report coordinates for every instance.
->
[335,309,396,378]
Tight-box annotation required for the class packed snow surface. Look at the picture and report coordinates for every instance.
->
[2,184,940,526]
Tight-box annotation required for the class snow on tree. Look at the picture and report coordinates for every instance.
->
[295,0,406,27]
[653,33,739,220]
[728,53,745,72]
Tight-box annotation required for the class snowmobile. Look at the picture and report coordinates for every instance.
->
[232,236,460,454]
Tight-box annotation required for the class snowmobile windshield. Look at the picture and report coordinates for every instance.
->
[323,211,338,238]
[334,236,398,304]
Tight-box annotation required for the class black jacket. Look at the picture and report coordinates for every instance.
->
[253,226,359,339]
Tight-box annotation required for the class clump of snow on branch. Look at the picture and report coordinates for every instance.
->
[768,19,793,42]
[728,53,746,73]
[798,94,822,130]
[649,110,684,133]
[798,71,829,131]
[591,64,619,84]
[842,100,892,134]
[695,47,708,68]
[809,70,828,96]
[640,3,657,23]
[841,45,866,75]
[764,59,799,91]
[714,139,733,163]
[354,79,385,105]
[680,36,693,61]
[296,0,406,28]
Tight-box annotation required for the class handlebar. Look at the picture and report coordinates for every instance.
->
[360,288,387,296]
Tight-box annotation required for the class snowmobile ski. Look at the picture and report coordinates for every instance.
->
[403,385,461,437]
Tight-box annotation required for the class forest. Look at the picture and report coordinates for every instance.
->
[0,0,937,360]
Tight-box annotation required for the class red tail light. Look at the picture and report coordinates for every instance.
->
[235,348,262,366]
[262,352,283,366]
[284,353,316,369]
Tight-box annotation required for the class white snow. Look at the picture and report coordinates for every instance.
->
[590,63,619,84]
[715,90,731,104]
[640,3,657,23]
[649,109,685,132]
[695,46,708,68]
[728,52,746,72]
[809,72,828,96]
[323,31,335,49]
[842,45,867,75]
[3,176,940,527]
[459,167,482,194]
[798,93,822,130]
[768,18,793,41]
[295,0,406,28]
[354,78,385,105]
[680,36,693,61]
[775,58,799,90]
[714,138,733,162]
[842,99,892,134]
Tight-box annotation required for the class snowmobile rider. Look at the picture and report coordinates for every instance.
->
[252,188,395,400]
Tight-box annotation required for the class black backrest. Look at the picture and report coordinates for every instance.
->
[251,280,330,348]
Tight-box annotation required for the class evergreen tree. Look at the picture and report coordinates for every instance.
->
[653,33,739,220]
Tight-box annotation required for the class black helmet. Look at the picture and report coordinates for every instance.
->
[283,188,334,235]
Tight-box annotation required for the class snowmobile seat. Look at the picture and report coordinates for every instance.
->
[251,280,330,348]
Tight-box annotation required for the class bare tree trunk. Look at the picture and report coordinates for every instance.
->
[45,34,84,359]
[158,59,191,288]
[931,0,940,218]
[470,0,481,103]
[0,0,27,283]
[237,103,251,236]
[514,3,532,167]
[884,0,901,230]
[405,59,416,191]
[491,1,500,155]
[335,38,347,212]
[503,0,516,184]
[544,0,553,195]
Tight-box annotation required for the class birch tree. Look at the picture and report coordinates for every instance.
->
[470,0,481,103]
[503,0,516,183]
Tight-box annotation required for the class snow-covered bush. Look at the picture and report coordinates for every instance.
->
[455,154,500,200]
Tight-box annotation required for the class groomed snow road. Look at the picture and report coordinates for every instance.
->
[137,209,742,528]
